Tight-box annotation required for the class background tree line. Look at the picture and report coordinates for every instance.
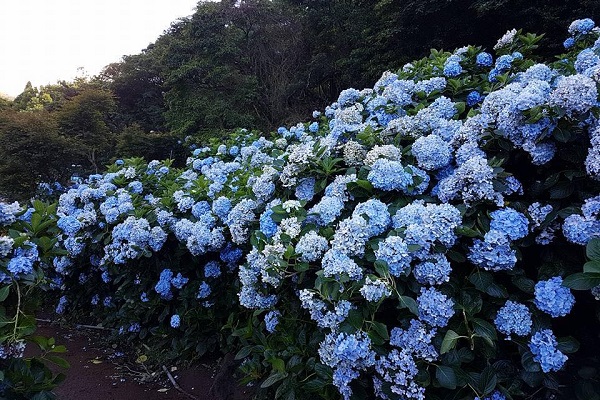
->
[1,0,598,200]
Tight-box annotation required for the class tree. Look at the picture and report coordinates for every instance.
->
[98,52,167,132]
[0,110,78,200]
[55,87,117,173]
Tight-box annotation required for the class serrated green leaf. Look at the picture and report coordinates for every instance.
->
[563,273,600,290]
[436,365,457,389]
[398,296,419,315]
[478,366,498,395]
[473,318,497,346]
[0,285,10,302]
[587,238,600,261]
[557,336,580,354]
[45,355,70,369]
[370,321,389,341]
[261,372,288,388]
[440,330,461,354]
[235,346,253,360]
[584,261,600,274]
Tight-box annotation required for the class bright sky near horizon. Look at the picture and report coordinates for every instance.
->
[0,0,200,98]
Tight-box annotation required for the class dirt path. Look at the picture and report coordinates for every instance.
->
[26,322,253,400]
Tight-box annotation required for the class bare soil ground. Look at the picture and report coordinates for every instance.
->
[26,322,253,400]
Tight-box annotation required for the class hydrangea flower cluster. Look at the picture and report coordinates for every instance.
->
[494,300,532,339]
[534,277,575,317]
[529,329,568,372]
[318,331,375,400]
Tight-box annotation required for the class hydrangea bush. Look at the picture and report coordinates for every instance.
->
[0,201,68,398]
[4,18,600,399]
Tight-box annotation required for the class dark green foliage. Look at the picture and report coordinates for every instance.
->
[0,111,77,200]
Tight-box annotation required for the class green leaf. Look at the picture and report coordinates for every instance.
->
[436,365,457,389]
[478,366,498,395]
[456,226,480,238]
[584,261,600,274]
[511,275,535,293]
[45,355,70,369]
[486,283,508,298]
[446,250,466,263]
[261,372,288,388]
[235,346,253,360]
[346,309,363,329]
[440,330,461,354]
[557,336,580,354]
[303,378,328,392]
[521,351,541,373]
[563,273,600,290]
[587,238,600,261]
[398,296,419,315]
[473,318,497,346]
[374,260,389,276]
[0,285,10,302]
[269,357,286,373]
[314,363,333,380]
[370,321,389,341]
[549,181,574,199]
[469,271,493,291]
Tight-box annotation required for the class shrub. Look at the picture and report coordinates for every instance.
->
[4,18,600,400]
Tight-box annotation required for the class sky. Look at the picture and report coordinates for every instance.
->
[0,0,200,98]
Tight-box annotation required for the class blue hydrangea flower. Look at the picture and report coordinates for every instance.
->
[534,277,575,317]
[413,254,452,285]
[220,243,243,265]
[468,230,517,271]
[0,202,21,226]
[128,181,143,194]
[259,209,278,239]
[417,287,455,327]
[494,300,532,338]
[264,310,281,333]
[390,319,438,361]
[170,314,181,328]
[549,74,598,117]
[309,196,344,226]
[444,60,463,77]
[367,159,413,191]
[352,199,391,237]
[197,281,211,299]
[411,134,452,170]
[375,236,411,277]
[56,296,68,314]
[568,18,596,35]
[563,37,575,49]
[529,329,567,372]
[296,231,329,262]
[563,214,600,245]
[490,208,529,240]
[171,273,188,289]
[57,215,82,236]
[0,236,14,258]
[155,269,173,300]
[359,278,391,302]
[204,261,221,278]
[318,331,375,400]
[476,52,493,67]
[467,91,484,106]
[322,249,363,281]
[295,177,316,201]
[475,391,506,400]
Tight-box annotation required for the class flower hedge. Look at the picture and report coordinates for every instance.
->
[3,18,600,400]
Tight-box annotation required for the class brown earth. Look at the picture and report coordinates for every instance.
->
[26,322,254,400]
